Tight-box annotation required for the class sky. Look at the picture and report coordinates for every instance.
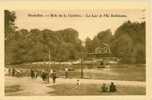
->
[15,9,145,41]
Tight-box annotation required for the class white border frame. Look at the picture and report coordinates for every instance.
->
[0,1,151,100]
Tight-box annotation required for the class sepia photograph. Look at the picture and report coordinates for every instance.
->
[4,9,146,96]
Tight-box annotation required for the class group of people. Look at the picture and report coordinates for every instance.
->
[101,82,117,92]
[8,67,22,77]
[30,69,57,84]
[7,67,70,84]
[30,67,70,84]
[7,67,117,93]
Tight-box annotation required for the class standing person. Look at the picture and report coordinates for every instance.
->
[110,82,117,92]
[30,69,34,79]
[50,69,53,78]
[101,83,106,92]
[52,71,57,84]
[41,70,47,81]
[43,71,47,81]
[47,69,53,83]
[8,67,11,76]
[12,68,15,76]
[46,71,50,83]
[65,67,68,78]
[41,71,45,81]
[34,71,38,79]
[105,83,109,92]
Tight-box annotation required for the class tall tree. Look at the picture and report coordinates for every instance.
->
[111,21,145,63]
[4,10,16,40]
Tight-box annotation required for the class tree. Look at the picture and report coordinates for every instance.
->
[5,10,17,64]
[85,37,93,53]
[4,10,17,40]
[111,21,145,64]
[96,29,113,44]
[85,29,113,54]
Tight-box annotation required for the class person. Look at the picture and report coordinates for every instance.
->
[12,68,15,76]
[101,83,106,92]
[49,69,53,78]
[65,68,68,78]
[8,67,11,76]
[44,72,47,81]
[109,82,117,92]
[30,69,34,79]
[106,83,110,92]
[46,69,53,83]
[46,71,50,83]
[52,71,57,84]
[34,71,38,79]
[41,71,45,81]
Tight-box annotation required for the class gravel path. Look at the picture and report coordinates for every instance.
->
[5,76,145,96]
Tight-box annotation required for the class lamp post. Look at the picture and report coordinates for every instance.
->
[80,51,84,79]
[49,47,51,68]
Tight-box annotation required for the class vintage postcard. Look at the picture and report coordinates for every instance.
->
[0,0,151,100]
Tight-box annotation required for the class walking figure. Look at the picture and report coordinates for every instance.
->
[52,71,57,84]
[12,68,15,76]
[8,68,11,76]
[46,71,50,83]
[30,69,34,79]
[41,71,46,81]
[34,71,38,79]
[49,69,53,78]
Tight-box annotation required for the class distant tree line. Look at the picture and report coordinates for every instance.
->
[85,21,145,64]
[5,10,145,64]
